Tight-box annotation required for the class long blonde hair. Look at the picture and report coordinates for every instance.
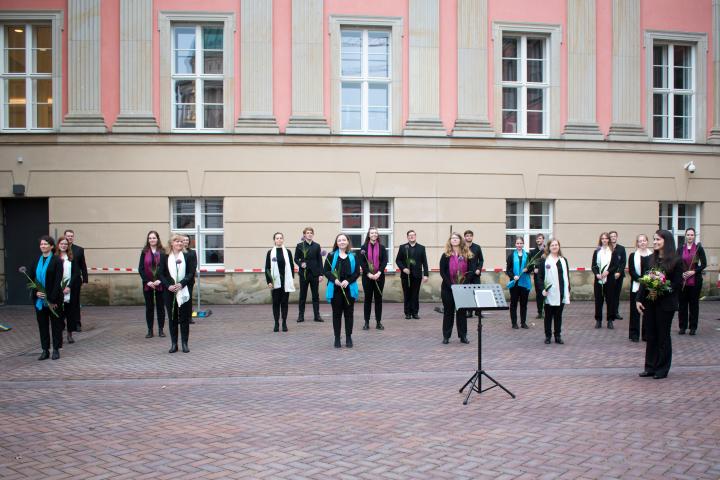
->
[443,232,473,258]
[166,233,187,254]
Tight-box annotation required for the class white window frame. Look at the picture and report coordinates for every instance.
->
[0,11,62,132]
[171,198,225,268]
[329,16,403,135]
[659,202,701,247]
[644,30,707,144]
[341,198,394,269]
[492,22,561,138]
[158,11,235,133]
[505,200,554,254]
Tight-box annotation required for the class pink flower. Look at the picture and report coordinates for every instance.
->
[176,259,182,265]
[321,250,327,256]
[546,264,551,269]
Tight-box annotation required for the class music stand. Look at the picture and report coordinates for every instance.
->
[452,284,515,405]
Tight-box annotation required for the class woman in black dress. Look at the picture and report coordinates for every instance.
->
[324,234,360,348]
[265,232,295,332]
[359,227,388,331]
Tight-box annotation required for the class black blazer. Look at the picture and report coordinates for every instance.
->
[613,244,627,278]
[439,253,479,291]
[294,241,323,276]
[395,243,429,278]
[138,249,162,285]
[265,247,295,289]
[62,254,83,291]
[185,249,198,287]
[158,251,196,290]
[676,243,707,287]
[638,255,683,312]
[71,243,88,283]
[358,242,388,276]
[529,246,545,277]
[591,247,621,282]
[30,254,64,305]
[627,251,650,284]
[466,243,484,283]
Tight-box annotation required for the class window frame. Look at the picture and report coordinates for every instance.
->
[170,198,225,268]
[658,202,701,247]
[0,11,62,132]
[505,200,554,255]
[644,30,708,144]
[340,198,394,270]
[329,15,403,135]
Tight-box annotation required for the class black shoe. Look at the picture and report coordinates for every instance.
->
[554,336,564,344]
[273,323,279,332]
[521,323,529,329]
[405,314,411,319]
[158,329,166,338]
[412,314,420,319]
[615,315,623,320]
[653,373,668,379]
[334,338,341,348]
[181,342,189,353]
[282,322,288,332]
[679,329,686,335]
[189,319,196,324]
[362,321,369,330]
[544,337,551,344]
[689,329,696,336]
[536,314,544,319]
[51,350,60,360]
[630,337,639,343]
[76,326,82,332]
[297,315,305,323]
[512,324,519,329]
[638,371,654,377]
[68,335,75,344]
[38,350,50,361]
[442,337,449,344]
[607,321,614,329]
[460,336,470,344]
[346,335,353,348]
[169,344,178,353]
[313,317,324,322]
[145,331,153,339]
[376,322,384,330]
[595,320,602,329]
[466,312,473,318]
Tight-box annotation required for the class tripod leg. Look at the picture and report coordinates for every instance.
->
[463,374,478,405]
[459,371,478,393]
[481,370,516,399]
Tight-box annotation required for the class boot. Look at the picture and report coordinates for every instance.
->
[607,320,614,329]
[346,335,353,348]
[554,335,564,344]
[169,343,178,353]
[313,303,323,322]
[181,342,190,353]
[362,320,369,330]
[334,337,341,348]
[145,330,153,339]
[158,329,166,338]
[595,320,602,329]
[544,336,551,344]
[376,321,384,330]
[38,350,50,361]
[273,321,279,332]
[68,332,75,344]
[297,313,305,323]
[282,321,288,332]
[51,350,60,360]
[521,322,529,329]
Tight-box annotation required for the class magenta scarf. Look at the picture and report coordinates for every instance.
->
[448,254,467,284]
[367,241,380,272]
[143,250,163,292]
[682,243,698,287]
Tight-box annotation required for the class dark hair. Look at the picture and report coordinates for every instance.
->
[536,233,545,240]
[463,230,473,236]
[57,236,73,260]
[143,230,164,253]
[332,233,352,253]
[273,232,284,241]
[597,232,612,248]
[514,236,524,244]
[608,230,618,236]
[364,227,383,247]
[39,235,56,254]
[685,227,696,234]
[406,229,416,237]
[63,229,74,236]
[650,229,679,270]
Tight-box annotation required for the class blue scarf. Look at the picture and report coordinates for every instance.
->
[507,250,531,290]
[35,255,51,311]
[326,250,359,302]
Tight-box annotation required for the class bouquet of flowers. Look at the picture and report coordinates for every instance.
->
[360,249,382,296]
[638,267,673,301]
[19,266,58,317]
[325,256,349,305]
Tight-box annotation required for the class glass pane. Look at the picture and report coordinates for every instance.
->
[175,104,196,128]
[175,199,196,215]
[659,202,673,218]
[506,201,521,229]
[7,79,26,128]
[370,214,389,228]
[175,80,195,103]
[368,83,388,106]
[502,59,517,82]
[674,45,691,67]
[502,110,517,133]
[368,108,388,131]
[653,115,668,138]
[653,66,667,89]
[502,87,517,109]
[204,234,224,249]
[506,235,519,250]
[379,235,390,249]
[526,38,544,59]
[175,50,196,74]
[678,203,696,218]
[6,25,26,73]
[659,215,672,230]
[204,247,224,265]
[368,31,389,77]
[527,88,543,111]
[369,200,389,214]
[203,199,223,214]
[202,214,222,229]
[33,25,52,73]
[203,50,223,74]
[341,82,361,130]
[369,201,390,229]
[174,26,196,49]
[653,93,668,115]
[174,213,195,229]
[653,45,667,67]
[368,85,389,130]
[342,200,362,229]
[502,37,518,58]
[527,59,543,83]
[673,93,691,117]
[203,80,223,103]
[529,202,549,229]
[203,27,223,49]
[204,105,223,128]
[35,79,53,128]
[674,66,691,90]
[341,30,361,76]
[526,111,543,134]
[346,234,363,251]
[342,82,361,106]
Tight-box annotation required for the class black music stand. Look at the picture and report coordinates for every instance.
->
[452,284,515,404]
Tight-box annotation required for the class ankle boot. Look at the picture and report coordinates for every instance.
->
[68,333,75,344]
[544,336,551,344]
[334,337,341,348]
[362,320,369,330]
[181,342,189,353]
[346,335,353,348]
[607,320,614,329]
[158,328,166,337]
[145,330,153,339]
[595,320,602,329]
[282,321,288,332]
[554,335,564,344]
[51,350,60,360]
[169,343,178,353]
[273,321,279,332]
[376,321,384,330]
[38,350,50,360]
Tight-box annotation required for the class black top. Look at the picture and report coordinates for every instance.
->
[265,247,295,291]
[30,254,64,305]
[59,253,82,290]
[537,256,570,303]
[138,248,163,285]
[157,251,197,289]
[529,245,545,278]
[591,247,621,281]
[324,252,360,284]
[676,243,707,286]
[637,254,683,312]
[294,240,323,276]
[439,253,479,291]
[627,251,651,283]
[358,242,389,276]
[395,243,429,278]
[70,243,88,283]
[185,249,198,287]
[466,243,484,282]
[612,244,627,278]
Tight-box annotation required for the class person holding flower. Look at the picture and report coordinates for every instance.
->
[636,230,683,379]
[265,232,295,332]
[158,234,196,353]
[530,233,547,319]
[676,227,706,335]
[592,232,619,329]
[324,234,360,348]
[359,227,388,331]
[505,237,532,329]
[294,227,324,322]
[538,239,570,344]
[628,234,652,342]
[27,236,64,360]
[57,237,81,345]
[395,230,429,319]
[439,233,475,344]
[138,231,165,338]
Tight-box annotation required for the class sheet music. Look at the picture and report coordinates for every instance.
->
[474,289,497,308]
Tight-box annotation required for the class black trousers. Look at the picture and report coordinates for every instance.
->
[678,283,701,331]
[298,275,320,318]
[441,287,467,339]
[533,274,544,316]
[509,286,529,326]
[543,304,564,338]
[362,274,385,321]
[143,288,165,331]
[165,294,191,345]
[401,274,421,315]
[60,299,76,334]
[593,278,616,321]
[70,283,83,328]
[331,291,354,338]
[271,288,290,322]
[36,306,64,351]
[644,305,674,376]
[629,291,646,340]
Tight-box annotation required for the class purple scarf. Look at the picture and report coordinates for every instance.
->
[448,254,467,284]
[367,242,380,272]
[143,250,163,292]
[682,243,698,287]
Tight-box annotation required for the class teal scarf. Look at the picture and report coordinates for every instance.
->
[35,255,51,311]
[508,250,531,290]
[326,250,359,302]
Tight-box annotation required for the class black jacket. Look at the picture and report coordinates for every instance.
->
[529,246,545,277]
[294,241,323,277]
[628,251,651,284]
[158,251,197,290]
[358,242,388,277]
[395,243,429,278]
[185,249,198,287]
[61,254,83,291]
[612,244,627,278]
[676,243,707,287]
[638,254,683,312]
[440,253,479,291]
[30,254,64,306]
[466,243,484,283]
[265,247,295,290]
[591,247,621,283]
[70,243,88,283]
[537,256,571,303]
[138,249,163,285]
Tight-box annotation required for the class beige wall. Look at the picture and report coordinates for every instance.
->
[1,135,718,303]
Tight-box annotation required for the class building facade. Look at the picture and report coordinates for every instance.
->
[0,0,718,305]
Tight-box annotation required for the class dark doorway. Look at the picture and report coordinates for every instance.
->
[3,198,49,304]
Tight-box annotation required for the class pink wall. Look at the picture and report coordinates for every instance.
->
[597,0,612,135]
[102,0,120,126]
[440,0,457,132]
[273,0,292,131]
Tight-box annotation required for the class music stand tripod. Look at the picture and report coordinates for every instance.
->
[451,284,515,405]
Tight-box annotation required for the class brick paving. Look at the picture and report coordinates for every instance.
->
[0,301,719,479]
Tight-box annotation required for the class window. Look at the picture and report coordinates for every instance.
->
[652,43,694,141]
[505,200,553,254]
[659,202,700,246]
[341,199,393,267]
[501,35,547,135]
[171,199,224,266]
[172,24,224,131]
[339,28,391,134]
[0,23,54,130]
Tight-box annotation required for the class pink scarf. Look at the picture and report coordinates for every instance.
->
[367,241,380,272]
[682,243,698,287]
[143,250,163,292]
[448,254,467,284]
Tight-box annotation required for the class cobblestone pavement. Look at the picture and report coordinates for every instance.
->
[1,301,719,479]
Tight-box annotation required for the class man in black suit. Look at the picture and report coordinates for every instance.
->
[183,236,197,324]
[609,231,626,320]
[463,230,484,318]
[395,230,429,319]
[530,233,546,319]
[294,227,324,322]
[64,230,88,331]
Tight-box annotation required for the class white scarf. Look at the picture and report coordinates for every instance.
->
[596,247,611,285]
[270,246,296,293]
[632,249,652,293]
[61,255,72,303]
[168,251,190,307]
[544,255,570,306]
